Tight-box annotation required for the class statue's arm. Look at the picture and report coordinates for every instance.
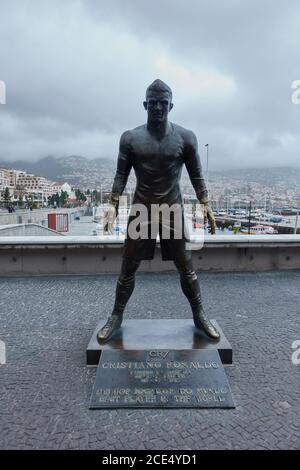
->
[183,131,208,202]
[183,130,216,234]
[109,130,133,207]
[103,131,132,233]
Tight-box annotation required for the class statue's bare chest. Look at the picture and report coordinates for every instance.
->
[131,130,184,169]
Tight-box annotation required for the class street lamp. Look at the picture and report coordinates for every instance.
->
[204,144,209,193]
[294,197,300,234]
[248,201,252,235]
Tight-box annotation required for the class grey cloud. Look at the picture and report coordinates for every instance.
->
[0,0,299,170]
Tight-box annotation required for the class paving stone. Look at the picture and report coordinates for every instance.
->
[0,271,300,449]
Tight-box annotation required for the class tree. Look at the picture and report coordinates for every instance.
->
[59,190,68,207]
[48,193,60,207]
[27,193,33,209]
[75,188,87,204]
[2,187,11,207]
[18,195,24,208]
[92,190,101,204]
[75,188,82,202]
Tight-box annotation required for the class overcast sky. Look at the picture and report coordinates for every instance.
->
[0,0,300,170]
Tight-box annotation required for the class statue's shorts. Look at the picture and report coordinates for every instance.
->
[122,204,192,264]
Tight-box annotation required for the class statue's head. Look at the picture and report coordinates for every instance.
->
[143,79,173,123]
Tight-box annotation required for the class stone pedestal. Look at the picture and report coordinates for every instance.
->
[87,319,232,366]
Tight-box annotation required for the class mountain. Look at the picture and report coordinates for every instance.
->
[209,167,300,196]
[0,155,116,189]
[1,155,300,190]
[210,166,300,185]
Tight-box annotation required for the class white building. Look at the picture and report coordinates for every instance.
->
[51,182,74,198]
[0,168,15,191]
[16,172,52,192]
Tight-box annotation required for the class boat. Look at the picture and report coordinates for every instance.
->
[240,225,278,235]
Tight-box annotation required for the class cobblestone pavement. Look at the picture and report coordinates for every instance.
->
[0,270,300,450]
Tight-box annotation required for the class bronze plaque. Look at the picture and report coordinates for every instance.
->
[89,349,234,409]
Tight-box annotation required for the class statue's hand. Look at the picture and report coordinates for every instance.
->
[103,203,118,234]
[200,200,216,235]
[206,206,216,234]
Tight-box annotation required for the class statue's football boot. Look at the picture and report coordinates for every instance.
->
[97,314,123,342]
[193,307,220,340]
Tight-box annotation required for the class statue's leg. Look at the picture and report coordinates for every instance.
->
[174,258,220,340]
[112,257,141,315]
[97,257,141,342]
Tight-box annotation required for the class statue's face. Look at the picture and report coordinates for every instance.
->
[143,90,173,123]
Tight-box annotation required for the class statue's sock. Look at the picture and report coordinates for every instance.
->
[112,275,135,316]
